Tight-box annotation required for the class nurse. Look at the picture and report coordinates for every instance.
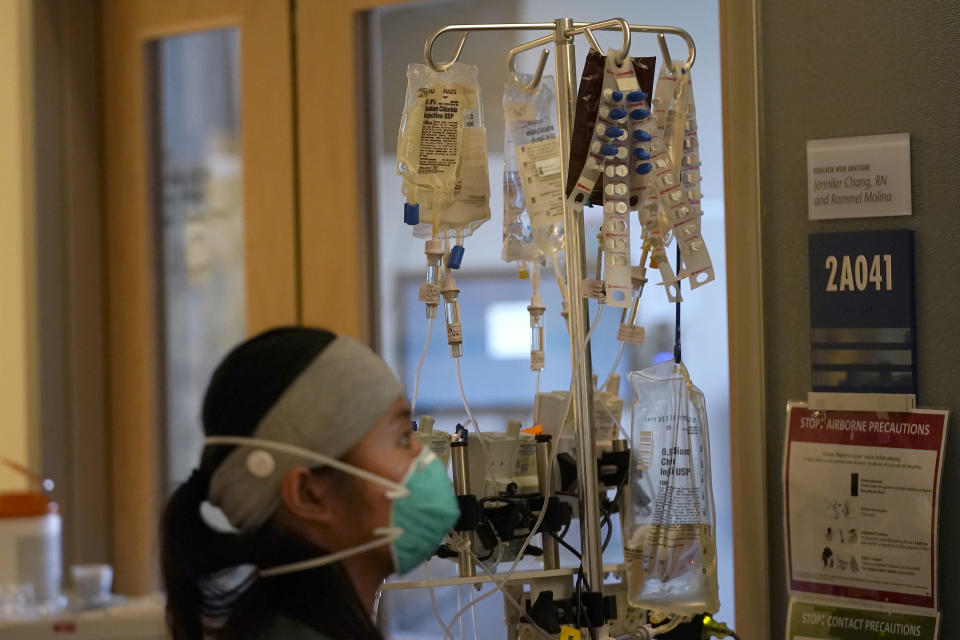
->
[161,327,460,639]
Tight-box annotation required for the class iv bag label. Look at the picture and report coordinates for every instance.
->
[415,85,464,176]
[634,430,654,470]
[446,324,462,343]
[515,138,564,223]
[418,283,441,304]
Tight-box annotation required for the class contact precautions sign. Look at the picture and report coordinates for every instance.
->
[787,599,939,640]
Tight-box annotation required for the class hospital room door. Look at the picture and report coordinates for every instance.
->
[100,0,299,593]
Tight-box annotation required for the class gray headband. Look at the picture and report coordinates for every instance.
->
[207,335,404,533]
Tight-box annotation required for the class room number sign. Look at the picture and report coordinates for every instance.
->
[808,230,916,395]
[824,254,892,292]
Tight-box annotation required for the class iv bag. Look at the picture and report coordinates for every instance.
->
[397,62,491,240]
[623,360,719,616]
[501,74,564,265]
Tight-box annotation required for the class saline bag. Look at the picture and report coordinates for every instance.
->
[501,73,564,266]
[623,359,720,616]
[396,62,490,241]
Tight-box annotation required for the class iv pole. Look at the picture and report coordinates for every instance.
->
[422,17,697,631]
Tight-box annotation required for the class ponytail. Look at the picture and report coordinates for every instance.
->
[161,468,254,639]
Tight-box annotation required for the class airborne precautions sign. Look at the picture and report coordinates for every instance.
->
[784,404,947,610]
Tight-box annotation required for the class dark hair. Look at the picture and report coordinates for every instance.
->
[161,327,383,639]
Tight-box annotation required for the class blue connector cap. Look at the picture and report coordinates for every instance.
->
[455,423,468,441]
[599,144,618,157]
[411,420,418,431]
[609,108,627,120]
[627,90,649,102]
[633,148,651,160]
[609,89,623,102]
[633,129,652,142]
[635,163,653,175]
[403,203,420,225]
[630,108,651,120]
[448,245,465,269]
[604,126,624,139]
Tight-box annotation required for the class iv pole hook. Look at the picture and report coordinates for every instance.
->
[506,33,554,92]
[424,30,469,72]
[657,33,674,71]
[566,17,632,65]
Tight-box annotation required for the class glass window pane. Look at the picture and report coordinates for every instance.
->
[149,28,244,492]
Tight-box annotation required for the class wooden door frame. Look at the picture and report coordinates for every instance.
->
[299,0,769,634]
[719,0,770,636]
[100,0,298,594]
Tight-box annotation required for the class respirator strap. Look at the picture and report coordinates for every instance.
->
[204,435,410,498]
[258,527,403,578]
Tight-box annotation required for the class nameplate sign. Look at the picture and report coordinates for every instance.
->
[807,133,911,220]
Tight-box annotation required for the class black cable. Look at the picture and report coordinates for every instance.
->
[600,473,628,552]
[548,531,582,559]
[574,568,598,640]
[557,517,572,542]
[601,513,613,551]
[674,242,682,363]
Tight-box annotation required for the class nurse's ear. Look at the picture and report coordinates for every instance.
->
[277,466,343,526]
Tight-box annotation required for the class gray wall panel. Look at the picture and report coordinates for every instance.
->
[759,0,960,635]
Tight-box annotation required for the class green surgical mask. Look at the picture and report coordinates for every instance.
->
[202,435,460,578]
[389,448,460,574]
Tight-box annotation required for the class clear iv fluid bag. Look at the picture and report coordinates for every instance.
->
[397,62,490,240]
[502,74,564,264]
[623,360,720,616]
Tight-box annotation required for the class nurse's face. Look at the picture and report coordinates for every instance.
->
[332,395,422,569]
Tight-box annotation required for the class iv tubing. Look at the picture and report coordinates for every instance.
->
[410,315,435,418]
[456,582,465,640]
[551,257,569,326]
[424,561,452,638]
[440,308,604,640]
[598,393,630,442]
[600,341,626,392]
[454,357,495,486]
[468,551,556,640]
[469,586,481,640]
[582,304,604,348]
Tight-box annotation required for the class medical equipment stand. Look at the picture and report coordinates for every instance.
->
[419,19,697,635]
